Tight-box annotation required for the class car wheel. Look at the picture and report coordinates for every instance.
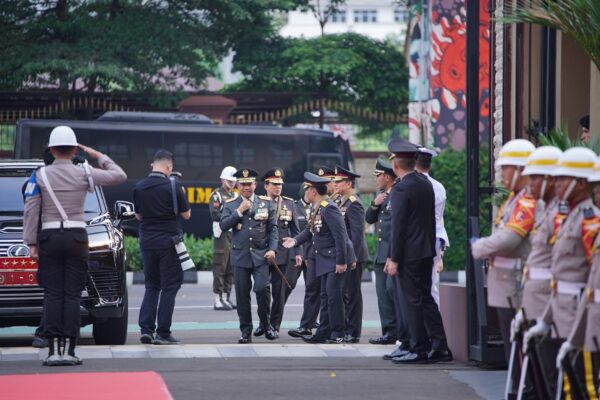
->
[93,288,128,345]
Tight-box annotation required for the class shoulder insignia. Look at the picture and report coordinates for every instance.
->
[225,197,238,203]
[320,200,329,208]
[349,195,357,202]
[259,195,271,201]
[282,196,294,201]
[582,215,600,263]
[505,195,537,238]
[23,172,40,198]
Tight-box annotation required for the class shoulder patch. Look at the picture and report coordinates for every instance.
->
[23,172,40,198]
[259,195,271,201]
[505,195,537,238]
[582,215,600,263]
[225,197,238,203]
[583,207,596,220]
[349,195,357,202]
[320,200,329,207]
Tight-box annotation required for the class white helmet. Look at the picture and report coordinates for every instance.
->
[220,166,237,182]
[551,147,597,179]
[522,146,562,176]
[588,156,600,183]
[495,139,536,168]
[48,126,78,147]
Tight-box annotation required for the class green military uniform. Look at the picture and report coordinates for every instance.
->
[209,186,238,298]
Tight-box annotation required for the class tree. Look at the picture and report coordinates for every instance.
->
[228,33,408,127]
[0,0,307,96]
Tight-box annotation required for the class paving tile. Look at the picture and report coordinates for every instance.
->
[251,345,292,357]
[111,345,150,359]
[148,346,187,358]
[0,347,40,361]
[322,349,363,358]
[182,345,221,358]
[284,345,327,357]
[353,344,395,357]
[217,346,258,358]
[76,346,113,359]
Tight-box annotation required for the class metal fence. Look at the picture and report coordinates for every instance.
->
[0,124,15,158]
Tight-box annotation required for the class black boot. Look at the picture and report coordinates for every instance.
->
[43,337,62,366]
[61,337,83,366]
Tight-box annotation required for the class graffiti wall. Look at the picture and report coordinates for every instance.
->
[408,0,490,150]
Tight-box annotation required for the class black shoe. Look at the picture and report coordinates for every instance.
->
[343,334,360,343]
[369,335,397,345]
[427,349,453,363]
[32,335,48,348]
[288,328,312,338]
[326,337,344,344]
[392,352,428,364]
[238,334,252,344]
[154,335,180,345]
[253,326,265,337]
[265,327,278,341]
[313,322,320,330]
[301,335,326,344]
[382,347,410,361]
[140,333,154,344]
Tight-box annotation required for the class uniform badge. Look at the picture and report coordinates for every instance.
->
[243,169,249,178]
[24,172,40,198]
[505,195,536,238]
[318,169,324,176]
[275,169,282,177]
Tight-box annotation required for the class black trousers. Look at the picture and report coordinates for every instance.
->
[299,259,321,330]
[374,263,396,337]
[314,270,345,340]
[139,246,183,337]
[397,257,448,354]
[268,262,299,331]
[38,228,89,338]
[343,262,363,337]
[235,264,270,336]
[391,273,411,348]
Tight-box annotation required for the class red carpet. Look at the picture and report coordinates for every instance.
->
[0,371,173,400]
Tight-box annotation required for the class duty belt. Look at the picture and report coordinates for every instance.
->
[42,221,86,230]
[525,266,553,281]
[586,288,600,304]
[492,256,522,270]
[551,279,586,296]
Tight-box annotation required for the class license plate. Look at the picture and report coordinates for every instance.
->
[0,257,38,286]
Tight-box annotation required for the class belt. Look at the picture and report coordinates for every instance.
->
[527,267,553,281]
[587,288,600,304]
[41,221,86,230]
[551,279,586,296]
[492,256,522,270]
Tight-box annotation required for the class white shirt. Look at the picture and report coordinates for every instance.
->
[423,172,449,247]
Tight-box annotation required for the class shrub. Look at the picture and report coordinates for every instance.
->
[124,235,142,272]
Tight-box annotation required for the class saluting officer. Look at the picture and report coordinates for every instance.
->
[366,158,399,345]
[289,183,321,338]
[283,172,350,344]
[333,165,368,343]
[257,168,300,337]
[220,168,279,343]
[523,148,600,398]
[209,166,238,311]
[23,126,126,366]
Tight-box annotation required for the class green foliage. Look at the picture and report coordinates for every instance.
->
[123,235,214,272]
[364,233,378,271]
[537,124,584,150]
[0,0,307,92]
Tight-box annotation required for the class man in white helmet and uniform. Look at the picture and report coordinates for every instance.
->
[23,126,127,366]
[209,166,239,310]
[523,148,600,398]
[471,138,537,397]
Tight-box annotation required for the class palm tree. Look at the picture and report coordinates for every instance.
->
[502,0,600,71]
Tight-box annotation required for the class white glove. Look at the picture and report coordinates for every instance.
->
[510,309,525,342]
[556,341,576,369]
[212,222,222,239]
[523,320,550,353]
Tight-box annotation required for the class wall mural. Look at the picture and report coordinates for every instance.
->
[408,0,491,150]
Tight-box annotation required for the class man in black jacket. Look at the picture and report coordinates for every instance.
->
[386,138,451,364]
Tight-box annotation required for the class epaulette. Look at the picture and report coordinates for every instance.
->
[282,196,294,201]
[320,200,329,207]
[225,197,238,203]
[583,207,596,220]
[259,195,271,201]
[349,195,357,202]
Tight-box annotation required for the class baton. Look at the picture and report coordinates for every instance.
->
[269,259,292,290]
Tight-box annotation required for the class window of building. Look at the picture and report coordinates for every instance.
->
[353,9,377,23]
[394,8,408,23]
[330,10,346,23]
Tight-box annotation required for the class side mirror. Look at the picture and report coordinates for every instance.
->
[114,201,135,221]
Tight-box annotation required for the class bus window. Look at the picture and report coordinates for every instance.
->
[307,153,342,173]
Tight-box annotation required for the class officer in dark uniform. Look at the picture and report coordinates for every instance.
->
[317,166,338,198]
[289,183,321,338]
[23,126,127,366]
[220,168,279,343]
[386,138,452,364]
[283,172,350,344]
[365,158,399,345]
[333,165,368,343]
[255,168,300,337]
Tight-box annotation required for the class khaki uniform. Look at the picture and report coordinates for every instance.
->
[521,199,558,320]
[472,189,536,308]
[542,198,600,339]
[209,186,238,295]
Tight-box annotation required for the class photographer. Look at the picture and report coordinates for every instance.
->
[133,150,191,345]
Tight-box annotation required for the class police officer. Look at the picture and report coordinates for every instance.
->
[333,165,368,343]
[134,150,191,346]
[366,158,398,345]
[523,147,600,398]
[283,172,350,344]
[386,138,451,364]
[23,126,126,366]
[256,167,300,337]
[288,183,322,338]
[317,166,338,198]
[220,168,279,343]
[209,166,238,311]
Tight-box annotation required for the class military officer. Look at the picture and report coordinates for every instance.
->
[23,126,127,366]
[220,168,279,343]
[209,166,238,311]
[317,166,338,198]
[523,148,600,397]
[366,158,398,345]
[283,172,350,344]
[289,183,321,338]
[255,168,301,337]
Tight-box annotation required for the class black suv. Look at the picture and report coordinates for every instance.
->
[0,160,134,345]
